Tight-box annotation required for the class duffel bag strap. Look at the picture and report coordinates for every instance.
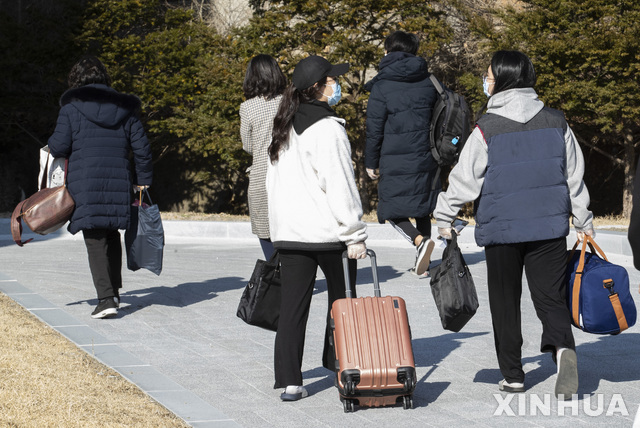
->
[604,279,629,332]
[585,234,608,261]
[571,238,590,327]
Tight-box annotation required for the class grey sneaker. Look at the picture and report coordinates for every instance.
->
[280,385,309,401]
[414,238,435,275]
[555,348,578,399]
[91,298,118,319]
[498,379,525,393]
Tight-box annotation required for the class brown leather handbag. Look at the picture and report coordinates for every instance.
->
[11,157,75,246]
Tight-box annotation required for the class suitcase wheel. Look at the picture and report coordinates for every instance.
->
[402,395,413,410]
[345,380,356,396]
[343,398,356,413]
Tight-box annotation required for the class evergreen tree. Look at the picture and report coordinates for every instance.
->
[489,0,640,216]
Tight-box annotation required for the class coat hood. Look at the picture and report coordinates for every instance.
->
[293,99,338,134]
[365,52,430,92]
[60,84,141,127]
[486,88,544,124]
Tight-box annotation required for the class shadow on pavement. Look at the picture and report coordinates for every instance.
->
[472,332,640,395]
[66,276,246,316]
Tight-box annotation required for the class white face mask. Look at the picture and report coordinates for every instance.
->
[324,82,342,106]
[483,76,493,97]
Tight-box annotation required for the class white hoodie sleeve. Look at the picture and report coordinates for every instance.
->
[433,127,488,229]
[565,127,593,231]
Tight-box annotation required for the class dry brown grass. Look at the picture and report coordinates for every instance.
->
[0,293,189,428]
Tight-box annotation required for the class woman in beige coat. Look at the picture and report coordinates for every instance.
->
[240,54,287,258]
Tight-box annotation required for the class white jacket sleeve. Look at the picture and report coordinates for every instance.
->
[315,121,367,245]
[433,127,488,229]
[565,127,593,231]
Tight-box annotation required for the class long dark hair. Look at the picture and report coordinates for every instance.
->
[490,50,536,96]
[243,54,287,100]
[67,55,112,89]
[268,78,326,163]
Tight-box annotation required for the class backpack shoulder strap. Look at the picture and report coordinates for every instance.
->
[428,74,446,97]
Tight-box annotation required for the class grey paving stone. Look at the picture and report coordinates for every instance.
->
[114,365,186,392]
[79,343,148,367]
[30,308,84,327]
[148,389,239,426]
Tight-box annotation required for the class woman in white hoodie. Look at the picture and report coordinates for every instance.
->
[267,55,367,401]
[434,51,594,399]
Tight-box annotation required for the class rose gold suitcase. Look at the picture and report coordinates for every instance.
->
[329,250,416,412]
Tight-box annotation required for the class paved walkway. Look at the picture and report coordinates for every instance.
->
[1,220,640,427]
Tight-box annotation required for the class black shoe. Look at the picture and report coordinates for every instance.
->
[280,385,309,401]
[91,298,118,319]
[414,238,435,275]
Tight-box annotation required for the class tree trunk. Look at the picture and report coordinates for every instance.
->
[622,132,636,218]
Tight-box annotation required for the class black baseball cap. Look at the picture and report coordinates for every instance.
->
[291,55,349,90]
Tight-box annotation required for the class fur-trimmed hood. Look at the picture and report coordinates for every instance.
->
[60,84,141,127]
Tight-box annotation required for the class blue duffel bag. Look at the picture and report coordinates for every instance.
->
[566,236,637,335]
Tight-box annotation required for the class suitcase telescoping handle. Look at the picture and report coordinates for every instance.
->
[341,249,381,298]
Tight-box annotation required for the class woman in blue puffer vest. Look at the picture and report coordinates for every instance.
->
[434,51,594,400]
[48,56,153,319]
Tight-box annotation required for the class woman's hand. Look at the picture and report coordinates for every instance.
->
[576,227,595,242]
[366,168,379,180]
[347,242,367,259]
[438,227,453,240]
[133,185,149,192]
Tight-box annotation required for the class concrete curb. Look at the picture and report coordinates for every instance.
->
[0,218,633,257]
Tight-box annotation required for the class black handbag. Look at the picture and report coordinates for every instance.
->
[429,233,479,332]
[237,251,281,331]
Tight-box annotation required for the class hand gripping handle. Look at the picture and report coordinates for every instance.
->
[341,249,381,298]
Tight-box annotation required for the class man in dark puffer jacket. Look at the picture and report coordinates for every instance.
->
[48,56,153,319]
[365,30,440,277]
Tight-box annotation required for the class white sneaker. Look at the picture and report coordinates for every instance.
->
[410,268,430,279]
[555,348,578,399]
[498,379,525,393]
[414,238,435,275]
[280,385,309,401]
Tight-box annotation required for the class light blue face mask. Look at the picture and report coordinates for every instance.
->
[325,82,342,106]
[483,76,492,98]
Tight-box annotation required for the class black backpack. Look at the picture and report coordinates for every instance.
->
[428,75,471,167]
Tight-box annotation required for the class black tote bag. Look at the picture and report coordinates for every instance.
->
[125,189,164,276]
[429,232,479,332]
[237,251,281,331]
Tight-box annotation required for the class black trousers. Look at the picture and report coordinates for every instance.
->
[273,249,357,389]
[485,237,575,383]
[83,229,122,300]
[388,217,432,244]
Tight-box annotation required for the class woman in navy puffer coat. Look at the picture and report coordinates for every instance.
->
[48,56,152,319]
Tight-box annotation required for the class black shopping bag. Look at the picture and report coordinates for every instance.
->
[125,189,164,275]
[429,232,479,332]
[236,251,281,331]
